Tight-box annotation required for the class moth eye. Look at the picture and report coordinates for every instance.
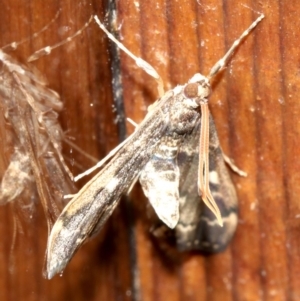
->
[184,83,199,98]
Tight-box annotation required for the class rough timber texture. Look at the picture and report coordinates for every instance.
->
[0,0,299,300]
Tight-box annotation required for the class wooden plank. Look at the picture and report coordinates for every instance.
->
[0,0,298,300]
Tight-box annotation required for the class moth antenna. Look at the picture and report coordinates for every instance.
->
[2,10,61,52]
[208,14,264,79]
[94,15,165,97]
[28,15,93,62]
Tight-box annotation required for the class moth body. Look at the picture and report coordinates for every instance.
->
[46,14,264,278]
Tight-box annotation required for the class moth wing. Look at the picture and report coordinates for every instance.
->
[0,150,33,204]
[46,91,173,278]
[139,146,180,229]
[176,115,238,252]
[0,67,75,221]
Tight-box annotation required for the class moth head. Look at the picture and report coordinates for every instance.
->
[184,73,211,105]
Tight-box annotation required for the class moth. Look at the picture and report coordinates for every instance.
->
[46,14,264,279]
[0,15,92,228]
[0,48,74,227]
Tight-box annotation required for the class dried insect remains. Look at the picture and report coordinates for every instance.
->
[46,14,264,279]
[0,15,93,229]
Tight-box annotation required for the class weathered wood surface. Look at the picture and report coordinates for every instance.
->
[0,0,299,300]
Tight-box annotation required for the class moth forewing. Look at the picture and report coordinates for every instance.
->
[46,93,172,278]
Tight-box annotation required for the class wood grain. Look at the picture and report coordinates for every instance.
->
[0,0,299,300]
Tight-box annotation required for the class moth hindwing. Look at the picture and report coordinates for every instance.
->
[46,14,264,279]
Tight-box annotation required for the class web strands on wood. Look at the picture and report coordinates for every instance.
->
[0,46,75,228]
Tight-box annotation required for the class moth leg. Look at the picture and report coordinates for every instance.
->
[75,116,140,182]
[2,10,61,52]
[126,173,140,195]
[28,15,94,62]
[126,117,138,128]
[94,16,165,97]
[64,193,78,199]
[196,15,263,225]
[74,133,134,181]
[63,137,98,164]
[222,152,247,177]
[208,14,264,79]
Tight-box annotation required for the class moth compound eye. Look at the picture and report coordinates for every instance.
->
[184,82,211,99]
[183,83,198,98]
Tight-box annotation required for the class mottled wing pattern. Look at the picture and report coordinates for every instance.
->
[176,114,238,252]
[46,91,174,278]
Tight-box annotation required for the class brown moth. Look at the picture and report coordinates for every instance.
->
[46,14,264,278]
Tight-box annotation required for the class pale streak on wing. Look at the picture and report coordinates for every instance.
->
[139,136,181,229]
